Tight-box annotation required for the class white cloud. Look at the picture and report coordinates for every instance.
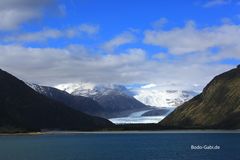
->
[141,83,157,89]
[0,0,55,30]
[0,9,40,30]
[0,44,233,91]
[144,21,240,60]
[5,29,61,42]
[102,32,136,52]
[4,24,99,42]
[202,0,231,7]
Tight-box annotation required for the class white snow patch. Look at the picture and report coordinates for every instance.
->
[132,84,198,108]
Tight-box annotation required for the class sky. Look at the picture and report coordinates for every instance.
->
[0,0,240,90]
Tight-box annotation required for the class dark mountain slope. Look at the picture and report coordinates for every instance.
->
[92,92,149,118]
[27,83,106,117]
[0,69,113,132]
[160,67,240,129]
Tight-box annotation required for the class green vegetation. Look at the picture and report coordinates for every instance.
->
[160,67,240,129]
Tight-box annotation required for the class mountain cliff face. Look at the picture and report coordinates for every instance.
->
[27,83,106,117]
[56,83,149,118]
[160,67,240,129]
[0,69,113,133]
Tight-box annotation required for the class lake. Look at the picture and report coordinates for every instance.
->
[0,131,239,160]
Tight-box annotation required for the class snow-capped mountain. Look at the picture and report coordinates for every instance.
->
[27,82,150,118]
[55,82,198,109]
[55,83,133,97]
[26,82,50,95]
[131,84,199,108]
[26,82,106,117]
[55,82,96,97]
[55,83,149,118]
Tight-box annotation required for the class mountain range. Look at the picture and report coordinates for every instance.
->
[0,69,113,133]
[27,82,199,121]
[55,83,150,118]
[56,83,197,108]
[27,82,196,124]
[1,65,240,132]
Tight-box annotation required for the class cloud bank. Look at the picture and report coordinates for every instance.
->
[0,44,232,91]
[4,24,99,42]
[144,22,240,61]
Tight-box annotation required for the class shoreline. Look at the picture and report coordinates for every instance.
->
[1,129,240,136]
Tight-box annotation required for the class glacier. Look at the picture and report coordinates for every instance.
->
[109,108,175,124]
[54,82,199,124]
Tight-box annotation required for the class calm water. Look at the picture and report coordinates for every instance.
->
[0,132,239,160]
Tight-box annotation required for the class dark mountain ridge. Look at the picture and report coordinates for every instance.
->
[0,69,114,133]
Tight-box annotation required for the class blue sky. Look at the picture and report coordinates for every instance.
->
[18,0,240,52]
[0,0,239,90]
